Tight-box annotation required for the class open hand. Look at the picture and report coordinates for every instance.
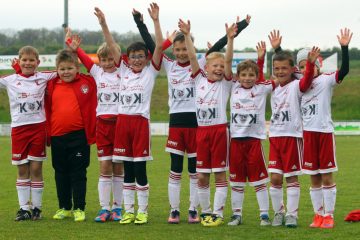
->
[178,19,191,35]
[337,28,353,46]
[268,29,282,49]
[256,41,266,60]
[148,2,159,21]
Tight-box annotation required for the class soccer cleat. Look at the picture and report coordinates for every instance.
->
[53,209,72,220]
[111,208,122,221]
[320,215,334,229]
[228,215,242,226]
[119,212,135,224]
[203,214,224,227]
[134,212,148,225]
[188,210,200,224]
[168,210,180,224]
[94,209,111,223]
[309,214,324,228]
[73,209,86,222]
[260,214,271,226]
[15,209,32,221]
[285,215,298,228]
[272,212,285,226]
[32,207,42,221]
[200,213,212,226]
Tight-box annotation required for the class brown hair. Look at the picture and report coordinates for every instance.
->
[18,46,39,60]
[56,49,79,67]
[236,60,259,76]
[273,51,295,66]
[97,42,121,59]
[173,32,194,44]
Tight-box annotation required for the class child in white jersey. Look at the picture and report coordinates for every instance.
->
[179,18,237,227]
[228,41,275,226]
[65,7,124,223]
[0,46,56,221]
[296,28,352,229]
[266,40,320,227]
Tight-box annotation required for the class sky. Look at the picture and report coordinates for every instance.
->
[1,0,359,50]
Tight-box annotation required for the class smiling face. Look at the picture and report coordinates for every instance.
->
[205,55,225,81]
[273,60,295,85]
[172,40,189,64]
[57,61,79,83]
[128,50,148,72]
[238,68,257,88]
[19,53,40,76]
[298,60,319,77]
[99,54,117,73]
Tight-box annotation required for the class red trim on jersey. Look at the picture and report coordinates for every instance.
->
[177,61,190,67]
[191,68,202,78]
[151,55,163,71]
[19,73,35,78]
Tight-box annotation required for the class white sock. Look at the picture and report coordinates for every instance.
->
[31,181,44,209]
[98,175,112,210]
[189,173,199,211]
[123,182,135,213]
[16,179,31,211]
[255,184,269,216]
[168,171,181,211]
[310,187,324,215]
[213,181,228,217]
[112,175,124,209]
[136,183,149,214]
[230,186,244,216]
[286,182,300,217]
[323,184,336,217]
[198,183,211,214]
[269,185,284,214]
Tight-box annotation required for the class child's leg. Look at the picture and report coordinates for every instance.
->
[112,162,124,210]
[188,157,199,211]
[134,161,149,214]
[29,161,44,210]
[285,176,300,218]
[98,160,113,210]
[168,153,183,212]
[213,171,227,218]
[255,184,269,217]
[230,185,244,217]
[123,161,136,214]
[198,173,211,214]
[269,173,284,214]
[16,164,31,211]
[310,174,324,215]
[322,173,336,217]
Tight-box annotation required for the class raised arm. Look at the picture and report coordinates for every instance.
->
[256,41,266,82]
[268,29,283,53]
[207,15,250,55]
[224,23,237,79]
[133,8,156,54]
[148,3,163,67]
[299,46,320,92]
[94,7,121,65]
[337,28,353,82]
[178,19,199,75]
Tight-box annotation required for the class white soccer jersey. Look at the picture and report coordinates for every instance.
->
[118,60,159,119]
[230,81,274,139]
[90,65,121,116]
[0,72,57,127]
[301,72,338,132]
[269,80,303,138]
[162,55,206,114]
[192,70,232,126]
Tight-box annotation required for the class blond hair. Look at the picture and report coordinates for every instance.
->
[236,60,259,76]
[206,52,224,64]
[18,46,39,60]
[97,42,121,59]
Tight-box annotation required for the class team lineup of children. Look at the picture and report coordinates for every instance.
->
[0,2,353,229]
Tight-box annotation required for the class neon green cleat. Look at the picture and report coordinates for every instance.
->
[134,212,148,225]
[119,212,135,224]
[73,209,86,222]
[200,213,212,226]
[53,209,72,220]
[203,215,224,227]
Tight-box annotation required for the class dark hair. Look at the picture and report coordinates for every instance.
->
[236,60,259,76]
[173,32,194,44]
[126,42,148,57]
[273,51,295,67]
[56,49,79,67]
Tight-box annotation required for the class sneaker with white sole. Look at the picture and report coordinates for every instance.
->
[272,212,285,226]
[285,215,298,228]
[228,215,242,226]
[260,214,271,226]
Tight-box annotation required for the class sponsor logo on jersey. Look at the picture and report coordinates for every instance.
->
[76,152,82,157]
[114,148,126,153]
[80,84,89,94]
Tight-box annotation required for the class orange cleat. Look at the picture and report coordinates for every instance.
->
[320,215,334,229]
[309,214,323,228]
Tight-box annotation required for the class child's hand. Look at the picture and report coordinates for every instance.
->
[337,28,353,46]
[245,14,251,24]
[207,41,213,51]
[148,2,159,21]
[68,34,82,51]
[268,29,282,49]
[94,7,106,25]
[64,27,71,43]
[256,41,266,60]
[166,30,177,43]
[178,19,191,35]
[307,46,321,64]
[226,22,238,39]
[132,8,144,22]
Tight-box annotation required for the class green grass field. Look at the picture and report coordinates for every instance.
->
[1,136,360,240]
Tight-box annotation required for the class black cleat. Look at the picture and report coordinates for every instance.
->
[32,207,42,220]
[15,209,32,221]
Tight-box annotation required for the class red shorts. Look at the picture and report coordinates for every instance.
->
[11,122,47,165]
[165,127,197,157]
[229,138,269,186]
[302,131,337,174]
[113,115,152,162]
[96,117,117,161]
[196,124,229,173]
[268,137,303,177]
